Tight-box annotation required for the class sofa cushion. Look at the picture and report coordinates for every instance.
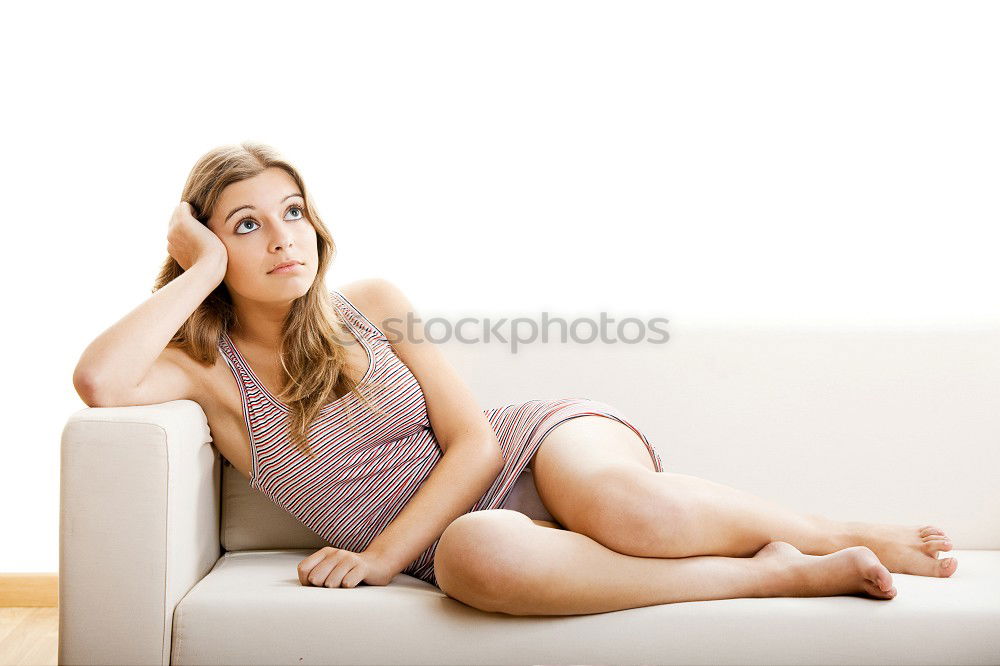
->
[220,460,328,551]
[171,549,1000,665]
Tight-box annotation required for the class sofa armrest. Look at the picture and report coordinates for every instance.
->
[59,400,221,666]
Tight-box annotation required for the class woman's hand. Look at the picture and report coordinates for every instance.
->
[297,546,396,588]
[167,201,228,274]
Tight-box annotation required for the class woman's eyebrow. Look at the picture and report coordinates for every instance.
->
[224,193,304,224]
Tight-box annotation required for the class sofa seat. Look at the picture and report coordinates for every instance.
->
[170,549,1000,665]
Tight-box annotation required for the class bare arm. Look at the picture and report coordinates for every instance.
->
[365,442,503,576]
[348,279,505,575]
[73,202,228,407]
[73,258,225,406]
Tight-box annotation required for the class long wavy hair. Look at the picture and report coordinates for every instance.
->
[153,141,386,458]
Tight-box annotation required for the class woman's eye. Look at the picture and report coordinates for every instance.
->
[235,205,304,235]
[236,219,259,234]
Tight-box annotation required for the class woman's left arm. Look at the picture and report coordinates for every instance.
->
[348,278,505,579]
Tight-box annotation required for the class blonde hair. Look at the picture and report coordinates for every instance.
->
[153,141,386,458]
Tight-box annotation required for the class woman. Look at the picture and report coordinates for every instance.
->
[73,142,956,617]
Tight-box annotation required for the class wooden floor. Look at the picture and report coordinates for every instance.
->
[0,607,57,666]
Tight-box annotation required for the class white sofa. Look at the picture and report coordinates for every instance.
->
[59,320,1000,665]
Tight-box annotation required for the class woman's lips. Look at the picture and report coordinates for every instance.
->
[269,263,303,274]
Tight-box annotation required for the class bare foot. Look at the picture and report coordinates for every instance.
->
[753,540,897,600]
[842,522,957,578]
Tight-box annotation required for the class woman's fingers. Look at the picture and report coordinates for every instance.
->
[297,547,334,585]
[323,559,357,588]
[342,567,365,589]
[297,547,370,588]
[309,556,342,587]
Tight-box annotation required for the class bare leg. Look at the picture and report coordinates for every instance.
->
[529,417,956,578]
[435,513,896,617]
[625,471,844,556]
[593,469,957,578]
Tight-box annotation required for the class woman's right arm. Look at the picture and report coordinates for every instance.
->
[73,202,228,407]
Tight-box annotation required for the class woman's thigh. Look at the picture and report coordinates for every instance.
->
[527,415,658,531]
[528,415,657,476]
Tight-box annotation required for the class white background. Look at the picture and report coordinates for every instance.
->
[1,0,997,572]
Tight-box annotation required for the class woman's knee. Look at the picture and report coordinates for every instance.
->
[435,509,537,611]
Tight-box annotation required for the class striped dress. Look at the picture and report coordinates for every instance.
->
[217,289,665,588]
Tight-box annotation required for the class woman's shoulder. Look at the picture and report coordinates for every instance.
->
[335,278,399,337]
[335,277,383,308]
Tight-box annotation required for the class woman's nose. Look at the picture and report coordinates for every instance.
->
[272,236,294,252]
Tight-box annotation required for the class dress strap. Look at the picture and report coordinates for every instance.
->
[216,331,267,404]
[331,289,389,341]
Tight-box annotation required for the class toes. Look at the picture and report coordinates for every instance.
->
[861,559,894,592]
[862,578,897,600]
[922,533,950,542]
[937,557,957,577]
[919,525,946,538]
[922,538,953,555]
[874,566,893,592]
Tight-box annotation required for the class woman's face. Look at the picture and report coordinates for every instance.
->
[207,167,319,302]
